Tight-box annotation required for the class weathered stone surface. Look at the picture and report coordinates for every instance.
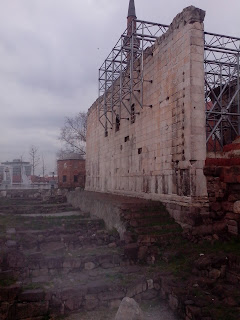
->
[85,297,98,311]
[6,251,25,268]
[208,269,221,280]
[114,297,144,320]
[140,289,158,300]
[168,294,179,310]
[233,201,240,214]
[0,302,16,320]
[5,240,17,248]
[127,283,147,298]
[65,295,83,311]
[19,290,45,302]
[138,246,148,261]
[0,284,21,302]
[6,228,16,235]
[16,302,49,319]
[108,242,117,248]
[147,279,154,290]
[84,262,96,270]
[49,296,62,313]
[99,291,125,301]
[124,243,139,263]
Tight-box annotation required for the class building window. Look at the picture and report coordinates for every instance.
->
[131,104,135,124]
[63,175,67,182]
[74,175,78,183]
[125,136,129,142]
[138,148,142,154]
[116,114,120,132]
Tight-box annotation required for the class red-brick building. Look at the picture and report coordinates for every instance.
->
[57,154,85,189]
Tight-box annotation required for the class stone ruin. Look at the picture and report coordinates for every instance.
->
[85,5,240,239]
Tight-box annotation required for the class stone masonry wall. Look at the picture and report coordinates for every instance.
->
[86,6,208,227]
[203,138,240,238]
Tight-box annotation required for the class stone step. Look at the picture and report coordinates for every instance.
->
[5,230,119,252]
[133,224,182,235]
[4,245,125,282]
[137,232,182,245]
[0,205,75,215]
[12,267,158,318]
[16,218,104,230]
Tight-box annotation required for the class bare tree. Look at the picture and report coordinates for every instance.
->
[59,112,87,156]
[41,154,47,177]
[29,145,40,176]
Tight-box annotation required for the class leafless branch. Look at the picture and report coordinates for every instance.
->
[58,112,87,155]
[29,145,40,176]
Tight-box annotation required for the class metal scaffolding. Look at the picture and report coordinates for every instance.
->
[98,19,240,150]
[204,32,240,152]
[98,19,168,133]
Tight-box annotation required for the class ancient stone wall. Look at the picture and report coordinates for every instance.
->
[86,7,208,226]
[203,137,240,237]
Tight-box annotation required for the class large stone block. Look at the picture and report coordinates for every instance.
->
[114,297,144,320]
[233,201,240,214]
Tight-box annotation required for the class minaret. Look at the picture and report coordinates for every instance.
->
[127,0,137,35]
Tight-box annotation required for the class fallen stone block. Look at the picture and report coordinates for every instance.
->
[114,297,144,320]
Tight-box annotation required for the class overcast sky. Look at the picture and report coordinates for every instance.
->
[0,0,239,174]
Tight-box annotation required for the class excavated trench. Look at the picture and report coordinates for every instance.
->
[0,194,178,320]
[1,192,240,320]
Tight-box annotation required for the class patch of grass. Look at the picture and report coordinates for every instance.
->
[105,272,139,287]
[198,237,240,256]
[164,252,192,276]
[108,227,119,236]
[23,282,45,290]
[0,278,16,287]
[105,272,124,282]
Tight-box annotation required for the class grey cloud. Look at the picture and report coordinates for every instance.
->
[0,0,240,172]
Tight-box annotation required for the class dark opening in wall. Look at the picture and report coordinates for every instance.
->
[138,148,142,154]
[74,175,78,183]
[63,175,67,182]
[105,130,108,137]
[116,114,120,132]
[131,104,135,124]
[125,136,129,142]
